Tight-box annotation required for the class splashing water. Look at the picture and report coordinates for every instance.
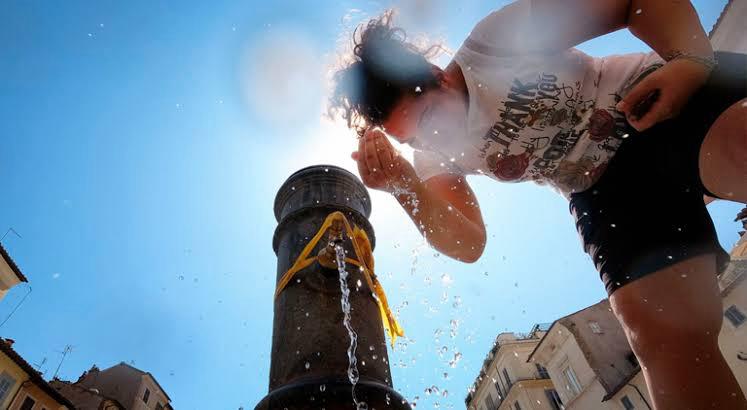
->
[334,244,368,410]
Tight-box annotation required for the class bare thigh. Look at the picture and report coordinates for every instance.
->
[609,255,747,409]
[610,254,722,349]
[699,99,747,203]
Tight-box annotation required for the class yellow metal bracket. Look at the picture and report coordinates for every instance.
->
[274,211,404,347]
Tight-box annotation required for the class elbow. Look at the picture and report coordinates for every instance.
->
[458,229,486,264]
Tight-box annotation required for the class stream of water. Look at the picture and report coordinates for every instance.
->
[334,244,368,410]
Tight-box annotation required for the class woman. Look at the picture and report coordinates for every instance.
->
[330,1,747,408]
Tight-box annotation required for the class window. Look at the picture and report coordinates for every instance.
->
[535,363,549,379]
[483,392,495,410]
[493,377,504,399]
[621,395,635,410]
[20,396,36,410]
[156,403,164,410]
[143,388,151,403]
[0,372,16,403]
[725,305,746,328]
[513,401,522,410]
[562,365,582,396]
[545,389,563,410]
[588,321,603,334]
[502,368,512,389]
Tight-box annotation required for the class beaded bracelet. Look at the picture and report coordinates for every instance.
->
[663,50,718,71]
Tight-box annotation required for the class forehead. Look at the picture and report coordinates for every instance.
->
[382,94,423,139]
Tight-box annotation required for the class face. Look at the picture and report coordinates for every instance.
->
[382,72,468,149]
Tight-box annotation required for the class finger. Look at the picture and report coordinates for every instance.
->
[355,142,370,181]
[617,75,659,117]
[630,95,673,131]
[364,132,383,176]
[375,134,396,178]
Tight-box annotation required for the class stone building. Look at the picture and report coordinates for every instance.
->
[527,300,650,410]
[465,324,564,410]
[717,212,747,392]
[50,380,125,410]
[710,0,747,53]
[54,363,173,410]
[0,338,75,410]
[0,243,28,302]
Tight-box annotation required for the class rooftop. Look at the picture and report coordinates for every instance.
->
[0,242,28,283]
[0,338,76,408]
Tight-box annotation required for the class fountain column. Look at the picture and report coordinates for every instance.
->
[255,165,410,410]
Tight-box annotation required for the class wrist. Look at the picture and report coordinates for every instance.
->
[389,175,423,197]
[662,50,717,72]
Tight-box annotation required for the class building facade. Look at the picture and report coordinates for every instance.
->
[527,301,651,410]
[50,380,125,410]
[718,212,747,392]
[710,0,747,53]
[56,363,173,410]
[465,325,564,410]
[0,243,28,302]
[0,338,75,410]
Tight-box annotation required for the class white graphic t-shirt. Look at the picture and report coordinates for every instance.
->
[413,0,664,197]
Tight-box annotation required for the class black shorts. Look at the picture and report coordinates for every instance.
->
[569,51,746,295]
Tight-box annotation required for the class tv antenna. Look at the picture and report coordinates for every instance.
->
[53,345,74,379]
[0,228,22,242]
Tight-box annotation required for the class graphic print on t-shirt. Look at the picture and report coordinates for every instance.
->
[478,63,653,194]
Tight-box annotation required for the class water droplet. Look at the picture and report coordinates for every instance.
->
[452,296,462,308]
[356,279,362,287]
[635,8,642,14]
[622,133,630,139]
[305,362,310,370]
[415,86,422,93]
[320,384,326,392]
[448,352,463,368]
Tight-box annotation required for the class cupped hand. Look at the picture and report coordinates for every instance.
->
[616,58,711,132]
[352,128,419,193]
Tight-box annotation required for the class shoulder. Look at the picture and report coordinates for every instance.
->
[464,1,533,56]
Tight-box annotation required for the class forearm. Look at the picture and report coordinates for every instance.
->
[392,179,486,263]
[627,0,713,60]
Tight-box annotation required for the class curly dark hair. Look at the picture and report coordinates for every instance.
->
[329,10,442,137]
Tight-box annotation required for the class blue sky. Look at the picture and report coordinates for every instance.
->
[0,0,739,409]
